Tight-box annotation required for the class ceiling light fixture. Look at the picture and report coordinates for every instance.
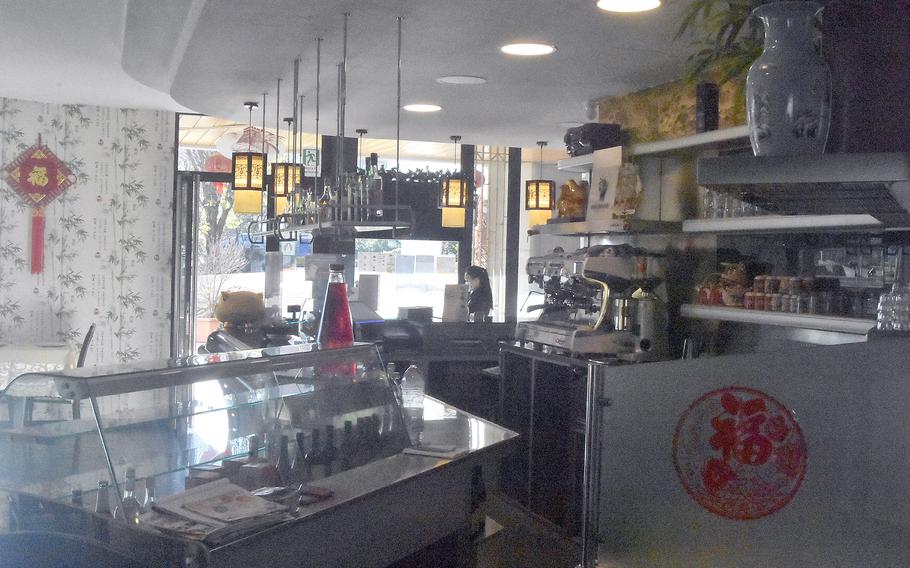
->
[436,75,487,85]
[525,141,555,227]
[596,0,661,13]
[500,43,556,56]
[232,101,267,215]
[403,103,442,113]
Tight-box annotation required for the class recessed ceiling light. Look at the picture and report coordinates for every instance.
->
[436,75,488,85]
[559,121,585,128]
[500,43,557,56]
[596,0,661,12]
[403,104,442,113]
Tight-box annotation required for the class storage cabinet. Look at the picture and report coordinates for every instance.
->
[498,344,587,535]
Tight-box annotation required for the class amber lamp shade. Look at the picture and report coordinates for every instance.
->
[441,207,466,228]
[272,163,301,198]
[525,179,555,211]
[232,152,267,214]
[439,176,467,208]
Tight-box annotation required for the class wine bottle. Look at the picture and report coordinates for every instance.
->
[352,418,368,468]
[114,468,142,525]
[306,428,321,480]
[291,432,310,483]
[276,435,292,486]
[323,425,337,477]
[339,421,354,471]
[369,154,383,219]
[142,476,156,510]
[246,434,261,464]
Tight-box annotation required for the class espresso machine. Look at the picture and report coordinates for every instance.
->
[516,245,667,361]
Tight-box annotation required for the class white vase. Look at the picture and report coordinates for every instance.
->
[746,1,831,156]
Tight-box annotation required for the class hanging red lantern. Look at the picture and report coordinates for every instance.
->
[204,153,232,196]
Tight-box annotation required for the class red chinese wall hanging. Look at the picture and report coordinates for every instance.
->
[3,135,75,274]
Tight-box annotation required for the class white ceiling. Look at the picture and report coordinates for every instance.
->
[0,0,696,149]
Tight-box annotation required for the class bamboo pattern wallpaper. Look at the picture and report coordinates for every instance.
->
[0,97,174,365]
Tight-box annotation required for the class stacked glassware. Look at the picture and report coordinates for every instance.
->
[877,248,910,330]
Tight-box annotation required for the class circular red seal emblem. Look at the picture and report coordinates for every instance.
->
[673,386,808,520]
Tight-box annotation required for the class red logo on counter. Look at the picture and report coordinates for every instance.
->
[673,386,808,520]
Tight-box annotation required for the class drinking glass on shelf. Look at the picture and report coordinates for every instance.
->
[700,187,716,219]
[878,247,910,330]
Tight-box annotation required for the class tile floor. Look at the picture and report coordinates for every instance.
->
[478,493,578,568]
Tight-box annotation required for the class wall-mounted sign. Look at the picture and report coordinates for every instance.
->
[302,149,319,177]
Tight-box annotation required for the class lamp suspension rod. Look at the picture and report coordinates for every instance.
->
[246,103,253,152]
[337,12,349,191]
[292,57,300,187]
[275,78,281,162]
[315,37,322,194]
[395,15,402,233]
[538,140,547,179]
[261,92,266,155]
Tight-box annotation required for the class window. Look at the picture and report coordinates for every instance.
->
[355,239,459,319]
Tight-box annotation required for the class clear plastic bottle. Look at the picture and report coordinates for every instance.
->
[94,480,112,516]
[401,365,426,445]
[114,468,142,525]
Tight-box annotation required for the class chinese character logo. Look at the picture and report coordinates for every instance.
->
[673,387,808,520]
[27,166,49,187]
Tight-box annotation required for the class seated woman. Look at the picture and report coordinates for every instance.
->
[464,265,493,323]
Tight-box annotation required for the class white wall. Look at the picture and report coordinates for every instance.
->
[0,97,175,364]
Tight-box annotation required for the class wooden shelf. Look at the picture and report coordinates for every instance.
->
[682,214,885,234]
[556,126,750,172]
[680,304,876,335]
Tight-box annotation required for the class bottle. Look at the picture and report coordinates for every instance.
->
[370,414,383,453]
[291,432,310,483]
[93,480,112,543]
[142,476,156,510]
[318,183,333,222]
[316,264,354,349]
[339,421,355,471]
[246,434,261,463]
[94,480,112,516]
[401,365,426,445]
[369,154,384,219]
[306,428,321,480]
[322,425,337,477]
[114,468,142,525]
[276,435,292,486]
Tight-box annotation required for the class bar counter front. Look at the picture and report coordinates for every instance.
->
[0,343,517,568]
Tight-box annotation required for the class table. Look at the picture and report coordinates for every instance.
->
[0,344,77,391]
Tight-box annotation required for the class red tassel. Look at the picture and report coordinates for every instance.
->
[31,208,45,274]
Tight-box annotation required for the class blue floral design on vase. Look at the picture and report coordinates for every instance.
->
[746,1,831,156]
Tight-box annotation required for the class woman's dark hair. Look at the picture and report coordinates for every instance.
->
[465,265,493,314]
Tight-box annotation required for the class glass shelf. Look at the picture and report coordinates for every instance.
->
[680,304,876,335]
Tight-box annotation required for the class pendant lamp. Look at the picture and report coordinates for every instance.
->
[232,101,267,214]
[440,135,466,228]
[272,117,301,215]
[526,140,555,227]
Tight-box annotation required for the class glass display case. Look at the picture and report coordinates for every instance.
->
[0,343,517,567]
